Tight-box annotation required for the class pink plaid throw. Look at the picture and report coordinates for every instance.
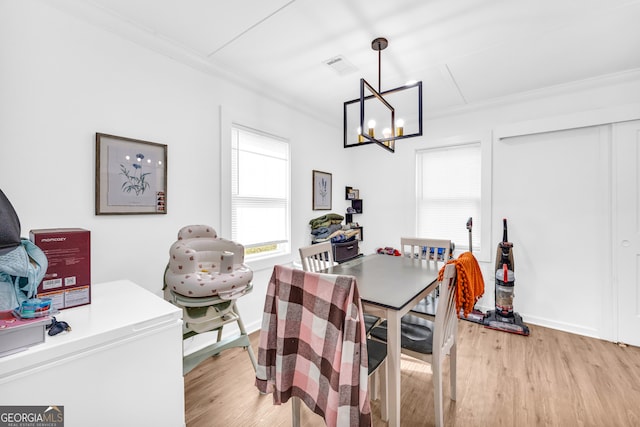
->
[256,265,372,427]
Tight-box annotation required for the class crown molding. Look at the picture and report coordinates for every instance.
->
[424,68,640,120]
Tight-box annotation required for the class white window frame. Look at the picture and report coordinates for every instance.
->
[220,106,292,271]
[415,132,492,262]
[230,124,290,261]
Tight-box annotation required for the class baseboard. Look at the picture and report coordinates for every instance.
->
[518,314,601,340]
[463,303,603,340]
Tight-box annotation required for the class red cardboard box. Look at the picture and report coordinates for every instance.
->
[29,228,91,310]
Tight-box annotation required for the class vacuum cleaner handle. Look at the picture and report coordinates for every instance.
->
[467,217,473,253]
[502,218,508,243]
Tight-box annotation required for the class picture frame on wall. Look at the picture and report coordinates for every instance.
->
[345,186,353,199]
[95,133,167,215]
[312,170,332,210]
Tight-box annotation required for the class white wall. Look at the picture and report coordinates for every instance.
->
[0,1,350,336]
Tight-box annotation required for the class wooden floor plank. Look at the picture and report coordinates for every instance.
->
[184,321,640,426]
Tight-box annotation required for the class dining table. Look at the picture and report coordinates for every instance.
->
[324,253,440,427]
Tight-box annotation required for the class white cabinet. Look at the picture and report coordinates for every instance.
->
[0,280,185,427]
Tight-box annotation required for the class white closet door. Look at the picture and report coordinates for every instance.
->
[614,119,640,347]
[494,125,610,337]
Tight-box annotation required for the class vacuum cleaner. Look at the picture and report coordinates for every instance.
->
[459,217,485,323]
[483,218,530,336]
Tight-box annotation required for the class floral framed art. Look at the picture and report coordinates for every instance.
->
[95,133,167,215]
[312,170,332,210]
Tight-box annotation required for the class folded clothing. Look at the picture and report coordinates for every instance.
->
[309,213,344,230]
[311,223,343,237]
[330,234,355,243]
[313,229,359,244]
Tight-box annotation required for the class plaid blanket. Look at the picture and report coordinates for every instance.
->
[255,265,371,427]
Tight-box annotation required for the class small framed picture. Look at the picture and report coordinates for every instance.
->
[95,133,167,215]
[352,189,360,199]
[312,170,332,210]
[345,186,353,200]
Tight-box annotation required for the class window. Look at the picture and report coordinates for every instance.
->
[231,125,290,259]
[416,143,481,253]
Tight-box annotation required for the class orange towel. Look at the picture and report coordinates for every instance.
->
[438,252,484,318]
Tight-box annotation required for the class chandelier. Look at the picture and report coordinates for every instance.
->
[343,37,423,153]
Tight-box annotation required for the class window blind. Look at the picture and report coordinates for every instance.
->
[416,143,481,251]
[231,126,289,250]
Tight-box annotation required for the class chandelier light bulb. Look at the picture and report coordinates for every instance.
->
[383,128,392,146]
[367,120,376,137]
[396,118,405,137]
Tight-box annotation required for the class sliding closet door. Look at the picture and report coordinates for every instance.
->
[494,125,610,337]
[614,120,640,347]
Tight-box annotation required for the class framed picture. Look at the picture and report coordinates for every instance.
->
[95,133,167,215]
[312,170,332,210]
[345,186,353,199]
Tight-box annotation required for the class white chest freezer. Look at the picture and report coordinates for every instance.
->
[0,280,185,427]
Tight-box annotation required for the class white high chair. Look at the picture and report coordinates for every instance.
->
[164,225,257,375]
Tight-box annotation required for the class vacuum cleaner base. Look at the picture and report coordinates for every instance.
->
[483,310,530,336]
[459,308,486,324]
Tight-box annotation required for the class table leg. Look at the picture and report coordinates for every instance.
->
[386,311,401,427]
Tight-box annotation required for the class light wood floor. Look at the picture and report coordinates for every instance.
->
[184,321,640,426]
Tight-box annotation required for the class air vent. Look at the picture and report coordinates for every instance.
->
[323,55,357,76]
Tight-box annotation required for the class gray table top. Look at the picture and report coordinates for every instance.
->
[324,254,440,310]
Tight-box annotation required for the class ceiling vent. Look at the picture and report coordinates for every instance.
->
[324,55,357,76]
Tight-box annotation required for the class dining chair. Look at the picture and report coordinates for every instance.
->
[299,242,381,334]
[256,264,387,427]
[298,243,387,418]
[370,263,458,427]
[299,241,335,272]
[400,237,452,318]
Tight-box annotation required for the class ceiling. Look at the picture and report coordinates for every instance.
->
[49,0,640,125]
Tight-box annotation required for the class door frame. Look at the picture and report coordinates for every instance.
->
[611,119,640,345]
